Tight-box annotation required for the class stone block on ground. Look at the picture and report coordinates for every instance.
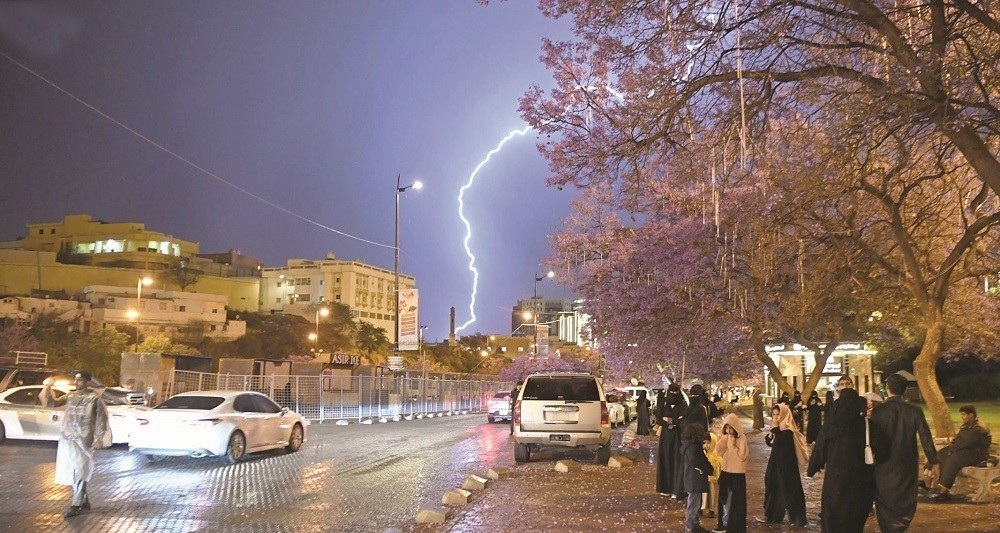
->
[608,455,634,468]
[415,506,449,524]
[487,467,513,480]
[461,474,488,491]
[441,487,472,506]
[553,460,582,473]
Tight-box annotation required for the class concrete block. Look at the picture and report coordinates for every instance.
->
[461,474,488,491]
[441,487,472,506]
[335,419,350,426]
[360,418,373,425]
[608,455,634,468]
[415,506,449,524]
[487,467,513,480]
[553,460,582,473]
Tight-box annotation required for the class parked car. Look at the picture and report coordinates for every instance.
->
[513,372,611,464]
[129,390,308,464]
[0,384,147,444]
[604,393,627,427]
[487,391,512,423]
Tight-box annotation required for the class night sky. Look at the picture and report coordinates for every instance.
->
[0,1,578,340]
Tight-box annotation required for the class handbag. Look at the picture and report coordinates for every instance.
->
[864,418,875,465]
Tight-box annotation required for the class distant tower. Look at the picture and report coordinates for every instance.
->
[449,306,457,346]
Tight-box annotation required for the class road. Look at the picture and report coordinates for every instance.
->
[0,414,517,532]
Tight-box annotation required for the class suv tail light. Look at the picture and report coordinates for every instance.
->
[513,399,521,425]
[600,401,609,426]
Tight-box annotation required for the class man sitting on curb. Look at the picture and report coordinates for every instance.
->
[927,405,992,502]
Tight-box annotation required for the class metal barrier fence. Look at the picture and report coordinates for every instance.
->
[166,370,514,422]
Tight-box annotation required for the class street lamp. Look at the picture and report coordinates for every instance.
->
[533,270,555,298]
[419,324,428,413]
[313,306,330,345]
[125,308,139,351]
[132,275,153,351]
[394,175,422,368]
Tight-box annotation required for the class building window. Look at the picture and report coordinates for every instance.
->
[210,325,217,331]
[38,229,44,235]
[276,297,281,303]
[212,308,218,314]
[297,294,311,302]
[335,294,341,300]
[296,278,311,285]
[50,228,56,234]
[177,305,187,312]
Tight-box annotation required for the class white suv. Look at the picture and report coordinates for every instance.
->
[512,372,611,463]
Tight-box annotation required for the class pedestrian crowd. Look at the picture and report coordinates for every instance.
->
[647,372,992,533]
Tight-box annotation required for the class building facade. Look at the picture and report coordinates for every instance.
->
[762,342,879,397]
[260,255,415,343]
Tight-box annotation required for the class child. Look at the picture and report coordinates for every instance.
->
[702,431,723,520]
[714,412,749,533]
[681,422,713,533]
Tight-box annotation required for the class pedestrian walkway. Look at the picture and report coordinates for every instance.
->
[431,413,999,533]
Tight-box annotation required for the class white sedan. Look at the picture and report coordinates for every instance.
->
[129,390,308,464]
[0,384,147,445]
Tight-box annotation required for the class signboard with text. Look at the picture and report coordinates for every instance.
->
[398,289,419,351]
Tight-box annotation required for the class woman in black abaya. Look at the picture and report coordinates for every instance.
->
[636,389,651,435]
[805,390,824,444]
[806,387,874,533]
[655,384,686,497]
[763,403,808,526]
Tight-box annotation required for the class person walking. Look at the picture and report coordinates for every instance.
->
[805,390,824,445]
[789,390,805,429]
[40,371,112,519]
[680,423,713,533]
[763,403,808,527]
[656,384,687,497]
[751,393,765,433]
[713,412,749,533]
[927,405,992,502]
[806,383,874,533]
[870,373,939,533]
[636,389,652,435]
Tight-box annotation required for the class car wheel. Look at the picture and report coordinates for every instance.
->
[514,442,531,463]
[487,416,495,423]
[595,443,611,464]
[286,424,304,453]
[0,420,5,444]
[225,431,247,464]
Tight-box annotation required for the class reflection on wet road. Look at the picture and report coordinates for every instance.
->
[0,414,519,532]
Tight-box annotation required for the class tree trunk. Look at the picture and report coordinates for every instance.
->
[912,313,955,438]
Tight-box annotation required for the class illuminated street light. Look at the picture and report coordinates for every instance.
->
[394,175,422,369]
[533,270,555,298]
[313,306,330,345]
[131,276,153,352]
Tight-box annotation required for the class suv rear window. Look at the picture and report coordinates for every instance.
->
[522,376,601,401]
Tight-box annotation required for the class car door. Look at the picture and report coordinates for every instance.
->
[231,394,266,451]
[249,394,285,448]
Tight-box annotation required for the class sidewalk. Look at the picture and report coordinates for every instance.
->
[424,414,999,532]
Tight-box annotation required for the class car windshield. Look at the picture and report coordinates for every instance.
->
[155,395,225,410]
[522,376,601,401]
[492,392,510,399]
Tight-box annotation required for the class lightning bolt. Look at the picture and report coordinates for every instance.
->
[456,125,533,333]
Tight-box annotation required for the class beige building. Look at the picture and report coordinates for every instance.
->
[0,286,245,341]
[0,249,260,313]
[17,214,200,270]
[261,255,415,342]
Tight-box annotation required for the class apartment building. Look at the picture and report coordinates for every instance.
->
[261,254,415,342]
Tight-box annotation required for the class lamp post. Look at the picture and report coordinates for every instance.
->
[419,324,428,413]
[314,306,330,345]
[132,275,153,351]
[394,174,422,368]
[533,270,554,298]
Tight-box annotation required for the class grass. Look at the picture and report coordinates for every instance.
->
[918,400,1000,434]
